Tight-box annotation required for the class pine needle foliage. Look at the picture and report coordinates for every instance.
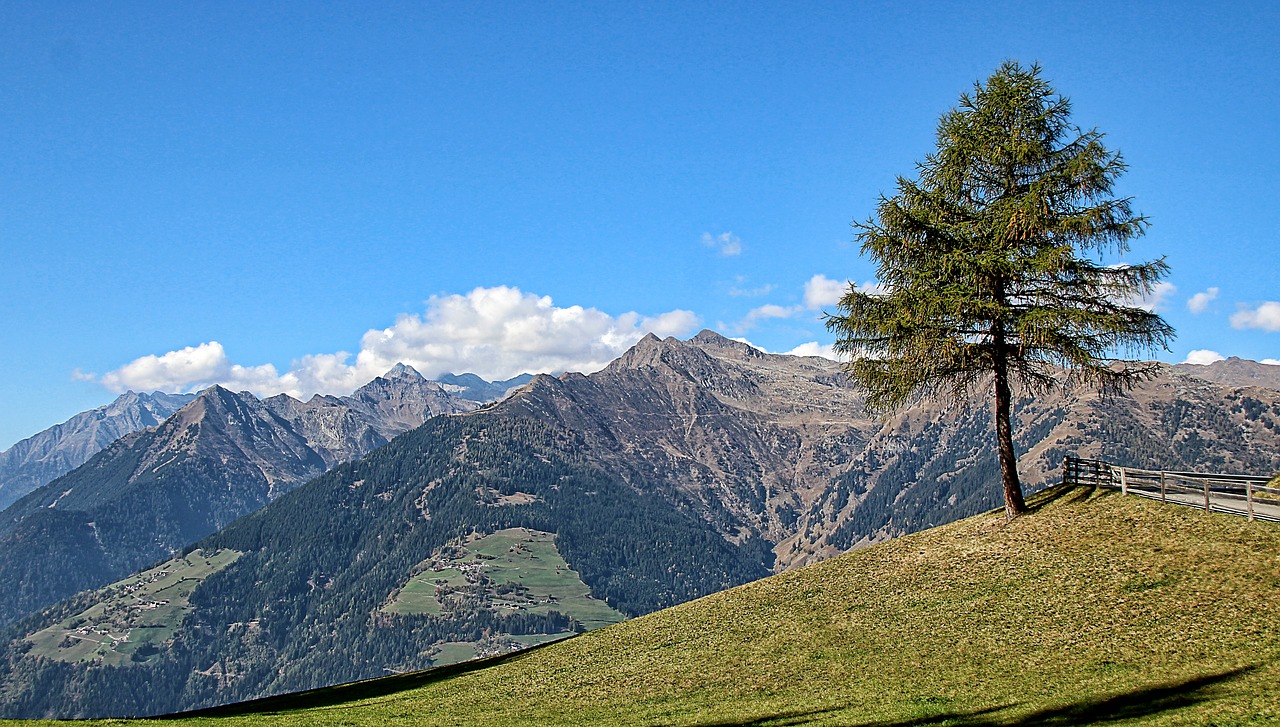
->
[827,61,1174,516]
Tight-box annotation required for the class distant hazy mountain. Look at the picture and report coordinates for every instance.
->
[5,333,1278,719]
[435,372,535,404]
[0,366,473,628]
[0,391,194,510]
[0,370,530,511]
[1175,357,1280,390]
[347,364,484,437]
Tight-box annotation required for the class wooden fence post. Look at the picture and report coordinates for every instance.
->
[1063,455,1269,523]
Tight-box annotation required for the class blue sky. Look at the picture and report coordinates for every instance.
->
[2,1,1278,449]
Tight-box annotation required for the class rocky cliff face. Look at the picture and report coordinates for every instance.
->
[341,363,477,438]
[503,332,868,564]
[0,391,194,510]
[494,331,1280,567]
[260,393,387,472]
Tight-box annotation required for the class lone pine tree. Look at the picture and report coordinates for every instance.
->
[827,61,1174,518]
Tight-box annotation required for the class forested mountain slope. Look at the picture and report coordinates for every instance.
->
[165,485,1280,727]
[0,410,772,717]
[0,367,473,628]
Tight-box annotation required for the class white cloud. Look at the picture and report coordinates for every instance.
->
[1133,281,1177,313]
[93,286,701,398]
[747,304,800,321]
[783,341,842,360]
[1262,359,1280,366]
[728,282,776,298]
[1186,287,1219,314]
[1231,302,1280,332]
[801,274,886,311]
[803,274,846,310]
[98,342,286,395]
[701,231,742,256]
[724,274,887,334]
[1183,349,1226,365]
[728,303,804,333]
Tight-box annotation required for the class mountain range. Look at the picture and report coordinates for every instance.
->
[0,369,535,512]
[0,365,480,628]
[1,333,1278,718]
[490,331,1280,562]
[434,372,536,404]
[1174,356,1280,391]
[0,391,194,511]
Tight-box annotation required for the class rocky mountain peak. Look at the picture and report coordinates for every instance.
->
[101,390,171,418]
[345,367,476,440]
[1175,357,1280,390]
[435,372,486,388]
[261,393,307,417]
[606,332,765,395]
[688,329,766,360]
[688,329,737,346]
[107,390,144,408]
[355,369,441,399]
[383,363,426,382]
[194,385,249,414]
[435,372,536,404]
[608,333,686,370]
[196,383,233,400]
[170,386,264,433]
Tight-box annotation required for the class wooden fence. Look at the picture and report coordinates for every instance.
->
[1063,456,1280,522]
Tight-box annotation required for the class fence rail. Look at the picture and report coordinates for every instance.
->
[1063,457,1280,522]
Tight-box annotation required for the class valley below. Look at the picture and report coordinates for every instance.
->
[5,484,1278,726]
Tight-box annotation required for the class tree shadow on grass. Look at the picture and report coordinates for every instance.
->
[1027,483,1097,513]
[995,666,1257,727]
[696,666,1256,727]
[693,705,1008,727]
[154,635,575,719]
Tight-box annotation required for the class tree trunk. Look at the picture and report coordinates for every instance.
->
[992,334,1029,518]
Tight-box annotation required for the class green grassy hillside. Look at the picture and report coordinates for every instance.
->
[380,527,625,662]
[8,484,1280,726]
[24,549,240,667]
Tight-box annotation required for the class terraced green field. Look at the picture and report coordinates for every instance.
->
[383,527,626,663]
[24,548,241,667]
